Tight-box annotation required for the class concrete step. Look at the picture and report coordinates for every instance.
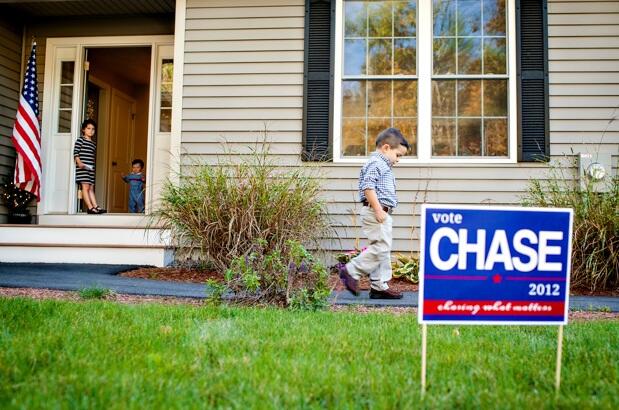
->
[0,224,173,266]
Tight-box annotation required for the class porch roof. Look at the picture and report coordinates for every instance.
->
[0,0,174,18]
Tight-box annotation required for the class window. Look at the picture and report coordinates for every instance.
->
[341,1,418,157]
[335,0,514,162]
[58,61,75,133]
[159,59,173,132]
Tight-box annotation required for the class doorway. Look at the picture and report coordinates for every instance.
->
[83,46,151,213]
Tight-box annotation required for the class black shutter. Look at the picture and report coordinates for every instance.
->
[517,0,550,161]
[302,0,335,161]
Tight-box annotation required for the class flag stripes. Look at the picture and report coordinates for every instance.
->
[11,42,41,201]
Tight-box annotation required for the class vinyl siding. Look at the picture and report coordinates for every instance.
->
[0,17,22,223]
[180,0,618,253]
[547,0,619,164]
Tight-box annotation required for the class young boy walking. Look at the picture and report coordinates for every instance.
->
[339,128,409,299]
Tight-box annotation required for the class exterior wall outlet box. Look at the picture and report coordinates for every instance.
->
[578,152,612,192]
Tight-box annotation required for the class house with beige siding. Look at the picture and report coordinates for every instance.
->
[0,0,616,266]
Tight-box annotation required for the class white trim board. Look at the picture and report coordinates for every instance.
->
[40,35,174,220]
[170,0,186,186]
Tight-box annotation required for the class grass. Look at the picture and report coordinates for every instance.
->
[0,298,617,409]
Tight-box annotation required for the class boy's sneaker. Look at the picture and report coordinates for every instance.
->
[338,264,359,296]
[369,288,403,299]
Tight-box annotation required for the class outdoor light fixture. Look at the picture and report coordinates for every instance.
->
[578,152,612,192]
[586,162,607,181]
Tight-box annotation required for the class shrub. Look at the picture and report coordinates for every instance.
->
[522,164,618,291]
[156,140,332,273]
[333,247,365,265]
[78,287,112,300]
[209,240,330,309]
[392,254,419,284]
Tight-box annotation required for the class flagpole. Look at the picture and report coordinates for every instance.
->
[19,30,27,86]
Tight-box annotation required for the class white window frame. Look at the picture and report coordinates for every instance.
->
[333,0,517,164]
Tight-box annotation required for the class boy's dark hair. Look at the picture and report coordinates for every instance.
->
[80,119,97,133]
[375,127,409,150]
[132,159,144,169]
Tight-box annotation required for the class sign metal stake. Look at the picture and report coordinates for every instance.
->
[421,323,427,398]
[555,325,564,394]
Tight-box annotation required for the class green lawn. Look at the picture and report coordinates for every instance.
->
[0,298,617,409]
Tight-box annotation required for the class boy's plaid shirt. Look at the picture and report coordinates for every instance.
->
[358,152,398,208]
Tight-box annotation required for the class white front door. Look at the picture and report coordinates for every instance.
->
[41,36,174,217]
[107,90,136,213]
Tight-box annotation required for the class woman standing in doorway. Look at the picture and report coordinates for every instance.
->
[74,119,106,214]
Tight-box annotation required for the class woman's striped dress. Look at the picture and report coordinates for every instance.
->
[73,136,96,185]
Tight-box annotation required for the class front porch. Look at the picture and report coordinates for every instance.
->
[0,1,182,266]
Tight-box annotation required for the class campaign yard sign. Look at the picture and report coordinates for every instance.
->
[418,205,573,325]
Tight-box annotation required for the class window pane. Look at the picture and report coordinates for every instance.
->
[432,80,455,117]
[160,83,172,108]
[345,1,367,37]
[483,38,506,74]
[433,38,456,75]
[394,38,416,75]
[368,39,392,75]
[58,110,71,133]
[161,91,172,108]
[160,109,171,132]
[161,59,174,82]
[341,79,419,158]
[457,80,481,116]
[368,118,391,148]
[433,0,456,36]
[60,85,73,109]
[394,118,417,156]
[394,1,417,37]
[343,118,367,156]
[61,61,74,84]
[484,118,508,156]
[458,118,482,156]
[343,80,366,117]
[483,0,506,36]
[457,0,482,36]
[484,80,507,116]
[458,37,482,74]
[368,80,391,117]
[432,118,456,156]
[368,1,392,37]
[344,39,367,75]
[393,80,417,117]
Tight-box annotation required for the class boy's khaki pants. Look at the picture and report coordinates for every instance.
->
[345,206,393,291]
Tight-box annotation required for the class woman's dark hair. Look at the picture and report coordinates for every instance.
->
[80,119,97,133]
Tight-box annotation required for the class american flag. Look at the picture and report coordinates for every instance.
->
[12,42,41,201]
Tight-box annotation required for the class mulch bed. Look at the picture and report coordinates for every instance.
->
[120,266,619,296]
[2,287,618,321]
[120,267,221,284]
[120,266,419,292]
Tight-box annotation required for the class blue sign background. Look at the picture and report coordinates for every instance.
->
[419,205,573,324]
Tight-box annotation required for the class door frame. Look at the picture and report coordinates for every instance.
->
[88,74,111,208]
[40,35,173,217]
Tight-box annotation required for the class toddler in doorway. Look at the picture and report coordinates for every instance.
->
[122,159,145,213]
